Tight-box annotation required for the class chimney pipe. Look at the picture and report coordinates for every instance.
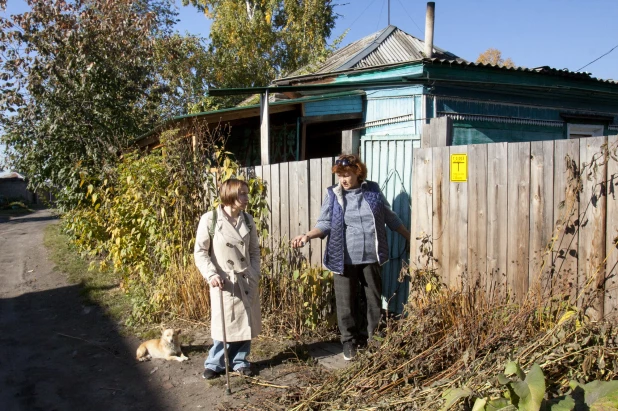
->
[424,2,435,59]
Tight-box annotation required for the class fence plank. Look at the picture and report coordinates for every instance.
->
[606,135,618,321]
[280,162,290,243]
[578,136,607,319]
[449,146,468,289]
[432,146,450,285]
[507,142,531,301]
[297,160,310,260]
[261,165,272,250]
[289,161,300,241]
[529,140,554,294]
[467,144,487,291]
[486,142,508,299]
[270,164,281,273]
[411,147,433,271]
[553,139,580,303]
[309,158,323,266]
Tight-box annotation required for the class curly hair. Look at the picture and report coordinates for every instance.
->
[331,154,367,181]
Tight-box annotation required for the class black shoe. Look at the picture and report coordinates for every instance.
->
[343,342,356,361]
[236,367,254,377]
[202,369,220,380]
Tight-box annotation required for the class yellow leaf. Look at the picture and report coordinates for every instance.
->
[558,309,577,325]
[426,282,432,292]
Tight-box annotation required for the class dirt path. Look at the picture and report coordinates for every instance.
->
[0,210,292,410]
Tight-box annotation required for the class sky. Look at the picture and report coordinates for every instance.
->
[2,0,618,169]
[173,0,618,81]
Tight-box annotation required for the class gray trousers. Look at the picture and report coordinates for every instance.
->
[333,262,382,344]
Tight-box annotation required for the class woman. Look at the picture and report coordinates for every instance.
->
[194,178,261,379]
[292,154,410,361]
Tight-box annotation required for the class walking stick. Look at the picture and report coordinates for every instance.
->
[219,285,232,395]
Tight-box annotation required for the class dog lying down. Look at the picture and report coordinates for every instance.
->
[136,328,188,362]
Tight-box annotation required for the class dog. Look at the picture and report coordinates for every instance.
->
[136,328,188,362]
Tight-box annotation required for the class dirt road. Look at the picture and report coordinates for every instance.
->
[0,210,269,410]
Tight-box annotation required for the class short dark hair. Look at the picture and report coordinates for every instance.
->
[219,178,248,206]
[332,154,367,181]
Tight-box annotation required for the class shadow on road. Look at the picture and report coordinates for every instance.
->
[0,284,168,411]
[0,214,59,224]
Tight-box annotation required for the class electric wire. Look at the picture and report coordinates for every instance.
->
[376,0,387,32]
[395,0,424,36]
[576,43,618,72]
[346,0,381,32]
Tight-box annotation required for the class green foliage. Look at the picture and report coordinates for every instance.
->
[63,124,258,323]
[183,0,340,109]
[0,0,210,210]
[456,362,618,411]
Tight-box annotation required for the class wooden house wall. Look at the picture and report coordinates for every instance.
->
[435,96,618,145]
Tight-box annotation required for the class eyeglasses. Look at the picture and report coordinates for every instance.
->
[335,158,355,167]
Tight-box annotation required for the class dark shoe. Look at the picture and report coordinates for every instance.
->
[343,342,356,361]
[236,367,254,377]
[202,369,220,380]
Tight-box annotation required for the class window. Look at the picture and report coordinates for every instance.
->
[567,124,604,139]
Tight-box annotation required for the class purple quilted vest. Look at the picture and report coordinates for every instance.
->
[323,180,389,274]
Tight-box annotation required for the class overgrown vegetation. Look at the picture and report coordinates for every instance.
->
[249,141,618,411]
[59,122,336,338]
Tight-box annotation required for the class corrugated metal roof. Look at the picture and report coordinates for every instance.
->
[283,25,461,79]
[0,172,25,180]
[425,59,618,84]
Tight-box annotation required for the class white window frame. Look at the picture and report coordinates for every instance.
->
[567,123,604,139]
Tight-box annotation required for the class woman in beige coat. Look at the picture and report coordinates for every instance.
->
[194,179,261,379]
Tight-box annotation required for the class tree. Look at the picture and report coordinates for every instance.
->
[183,0,339,109]
[0,0,210,208]
[476,48,515,68]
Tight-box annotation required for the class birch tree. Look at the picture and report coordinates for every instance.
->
[184,0,338,109]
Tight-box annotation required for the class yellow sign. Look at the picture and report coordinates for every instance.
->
[450,154,468,182]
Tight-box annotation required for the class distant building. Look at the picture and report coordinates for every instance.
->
[0,172,35,204]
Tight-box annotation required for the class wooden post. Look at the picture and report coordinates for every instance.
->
[260,91,270,165]
[341,129,361,156]
[421,117,452,148]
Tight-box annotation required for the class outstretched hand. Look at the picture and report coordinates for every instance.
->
[291,235,308,249]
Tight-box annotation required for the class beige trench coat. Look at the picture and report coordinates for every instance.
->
[194,206,261,342]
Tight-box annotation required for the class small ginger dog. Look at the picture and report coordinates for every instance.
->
[136,328,188,362]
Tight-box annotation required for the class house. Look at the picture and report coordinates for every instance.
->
[0,172,35,204]
[137,16,618,313]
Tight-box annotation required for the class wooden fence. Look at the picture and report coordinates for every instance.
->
[248,157,336,266]
[410,136,618,320]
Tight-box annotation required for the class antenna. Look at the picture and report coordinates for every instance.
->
[388,0,390,25]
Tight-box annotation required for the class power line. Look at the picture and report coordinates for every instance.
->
[395,0,424,36]
[376,0,386,32]
[346,0,381,31]
[576,43,618,72]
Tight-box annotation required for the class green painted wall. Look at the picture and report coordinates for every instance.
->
[452,121,564,145]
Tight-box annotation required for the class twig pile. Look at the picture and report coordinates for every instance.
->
[273,284,617,411]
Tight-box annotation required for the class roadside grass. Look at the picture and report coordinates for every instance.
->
[43,222,131,328]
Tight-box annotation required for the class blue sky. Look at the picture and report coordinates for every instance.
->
[174,0,618,81]
[2,0,618,169]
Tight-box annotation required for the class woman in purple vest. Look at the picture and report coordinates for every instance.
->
[291,154,411,361]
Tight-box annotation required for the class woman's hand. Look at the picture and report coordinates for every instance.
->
[209,274,224,288]
[291,234,309,248]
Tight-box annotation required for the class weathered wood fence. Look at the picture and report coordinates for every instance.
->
[410,136,618,319]
[249,157,336,266]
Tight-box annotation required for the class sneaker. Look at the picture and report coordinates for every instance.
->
[202,369,220,380]
[236,367,254,377]
[342,342,356,361]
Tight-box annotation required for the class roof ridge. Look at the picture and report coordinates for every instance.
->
[337,25,398,71]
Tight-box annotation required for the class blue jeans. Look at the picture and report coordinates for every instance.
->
[204,340,251,372]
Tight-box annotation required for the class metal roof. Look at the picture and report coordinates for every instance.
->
[282,25,462,80]
[425,59,618,85]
